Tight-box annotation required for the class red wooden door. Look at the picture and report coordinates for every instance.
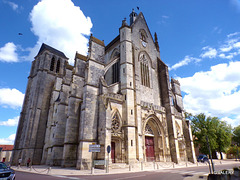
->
[111,142,115,163]
[145,136,155,161]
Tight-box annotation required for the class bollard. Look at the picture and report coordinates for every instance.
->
[197,162,199,166]
[141,162,143,171]
[186,162,188,167]
[220,160,222,164]
[173,162,175,168]
[17,165,20,169]
[30,166,32,171]
[106,164,109,173]
[129,164,132,171]
[153,161,155,169]
[157,163,159,169]
[48,167,51,174]
[91,167,94,174]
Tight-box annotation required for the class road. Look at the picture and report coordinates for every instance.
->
[15,162,240,180]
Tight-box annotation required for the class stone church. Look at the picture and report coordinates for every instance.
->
[12,10,196,169]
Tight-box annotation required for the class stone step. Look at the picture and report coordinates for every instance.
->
[110,163,128,169]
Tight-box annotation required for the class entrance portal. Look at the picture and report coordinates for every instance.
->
[111,142,115,163]
[145,136,155,162]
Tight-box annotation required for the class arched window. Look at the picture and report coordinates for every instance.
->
[139,29,147,42]
[112,61,119,83]
[141,32,146,42]
[111,50,120,84]
[111,113,121,133]
[56,59,60,73]
[139,53,150,87]
[50,57,55,71]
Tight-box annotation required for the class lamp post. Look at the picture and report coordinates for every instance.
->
[236,143,239,161]
[206,136,215,174]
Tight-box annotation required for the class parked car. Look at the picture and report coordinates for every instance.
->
[197,154,209,162]
[0,162,15,180]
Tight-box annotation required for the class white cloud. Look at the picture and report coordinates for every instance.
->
[227,32,240,38]
[219,53,234,59]
[200,46,217,58]
[221,116,240,128]
[0,88,24,109]
[219,46,232,53]
[0,42,18,62]
[178,61,240,127]
[0,134,15,145]
[0,116,19,126]
[28,0,93,64]
[233,42,240,48]
[170,55,201,71]
[3,1,18,11]
[218,34,240,59]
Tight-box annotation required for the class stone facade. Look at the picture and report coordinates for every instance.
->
[12,10,196,169]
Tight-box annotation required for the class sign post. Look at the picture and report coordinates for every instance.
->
[89,144,101,174]
[106,145,111,173]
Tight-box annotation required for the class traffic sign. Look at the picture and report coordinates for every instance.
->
[107,145,111,153]
[89,144,101,152]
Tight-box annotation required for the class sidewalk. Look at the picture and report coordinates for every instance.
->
[12,159,240,177]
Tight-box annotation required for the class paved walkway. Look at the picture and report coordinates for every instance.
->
[12,159,240,179]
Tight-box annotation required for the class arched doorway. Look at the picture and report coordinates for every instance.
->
[145,123,155,161]
[110,110,124,163]
[143,115,165,162]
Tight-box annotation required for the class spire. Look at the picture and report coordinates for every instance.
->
[121,17,128,27]
[154,32,160,52]
[129,8,138,25]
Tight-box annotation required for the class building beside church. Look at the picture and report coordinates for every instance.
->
[0,145,13,164]
[12,10,196,169]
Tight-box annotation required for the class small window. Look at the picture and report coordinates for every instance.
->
[141,32,146,42]
[56,59,60,73]
[50,57,55,71]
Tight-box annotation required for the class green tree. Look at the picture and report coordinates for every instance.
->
[232,125,240,145]
[186,112,232,159]
[215,121,232,159]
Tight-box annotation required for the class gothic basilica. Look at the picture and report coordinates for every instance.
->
[12,10,196,169]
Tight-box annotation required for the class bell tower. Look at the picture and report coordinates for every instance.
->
[12,43,68,165]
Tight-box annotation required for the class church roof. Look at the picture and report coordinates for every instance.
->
[75,52,87,61]
[37,43,68,59]
[90,34,105,46]
[105,35,120,51]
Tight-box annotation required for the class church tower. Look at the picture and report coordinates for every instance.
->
[12,44,68,165]
[119,16,137,163]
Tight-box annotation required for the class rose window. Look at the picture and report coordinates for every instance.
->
[145,123,154,136]
[111,114,121,132]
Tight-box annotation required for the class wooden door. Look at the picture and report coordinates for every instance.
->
[111,142,115,163]
[145,136,155,162]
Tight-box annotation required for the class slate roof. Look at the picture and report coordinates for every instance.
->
[0,145,14,151]
[105,35,120,51]
[37,43,68,59]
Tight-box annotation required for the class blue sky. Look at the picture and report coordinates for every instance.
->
[0,0,240,144]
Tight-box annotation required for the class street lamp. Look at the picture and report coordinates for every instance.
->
[236,143,239,161]
[206,135,215,174]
